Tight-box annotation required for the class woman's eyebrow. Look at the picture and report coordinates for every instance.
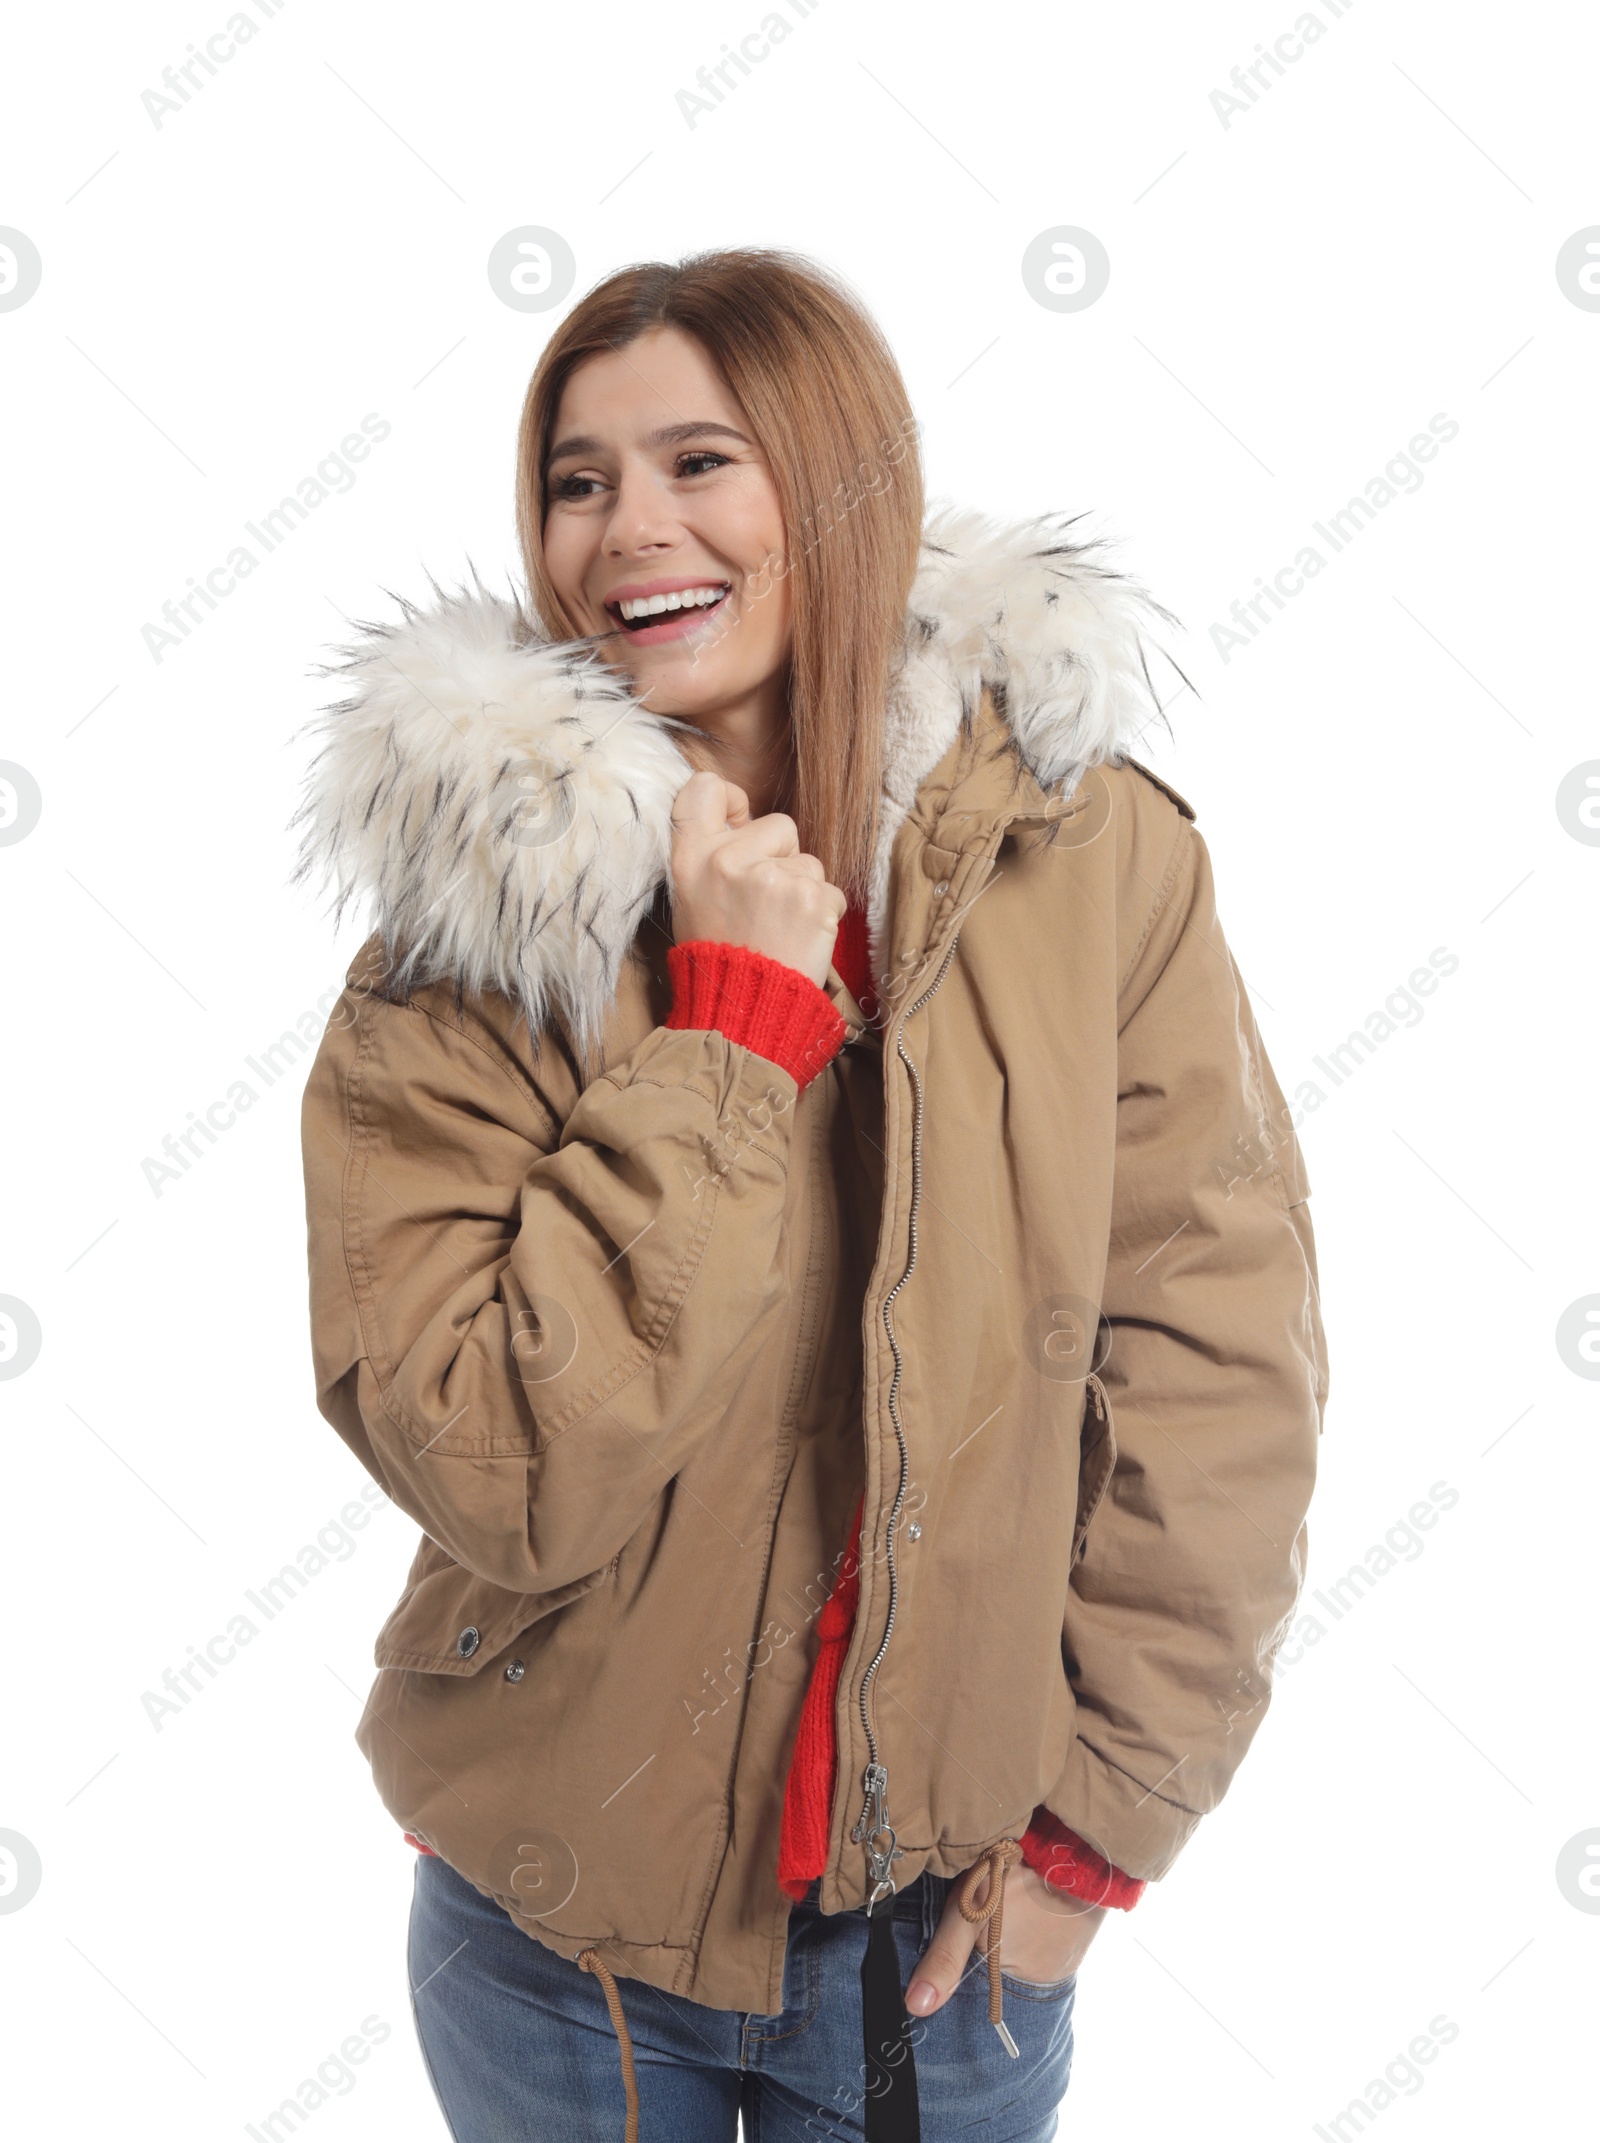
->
[546,420,753,462]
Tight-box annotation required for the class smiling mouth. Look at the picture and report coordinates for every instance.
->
[605,583,732,633]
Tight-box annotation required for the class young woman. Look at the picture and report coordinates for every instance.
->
[296,247,1327,2143]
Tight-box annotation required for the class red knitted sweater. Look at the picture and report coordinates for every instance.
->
[404,908,1144,1915]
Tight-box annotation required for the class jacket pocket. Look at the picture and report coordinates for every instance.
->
[1070,1373,1117,1566]
[372,1533,616,1674]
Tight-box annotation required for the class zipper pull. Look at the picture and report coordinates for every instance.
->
[851,1760,889,1845]
[851,1761,904,1901]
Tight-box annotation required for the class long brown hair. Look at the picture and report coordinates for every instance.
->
[513,248,924,901]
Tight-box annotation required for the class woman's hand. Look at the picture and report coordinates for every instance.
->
[906,1861,1106,2017]
[669,770,846,989]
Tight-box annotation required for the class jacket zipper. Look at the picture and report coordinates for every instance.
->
[849,915,970,1902]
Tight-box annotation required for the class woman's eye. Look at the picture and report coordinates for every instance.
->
[549,450,727,501]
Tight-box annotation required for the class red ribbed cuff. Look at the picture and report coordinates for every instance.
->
[1019,1806,1147,1911]
[666,941,847,1091]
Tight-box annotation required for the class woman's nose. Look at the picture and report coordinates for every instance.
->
[603,462,683,556]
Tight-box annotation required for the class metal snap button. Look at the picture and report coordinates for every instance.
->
[504,1660,525,1683]
[456,1626,481,1658]
[933,881,949,898]
[907,1521,922,1541]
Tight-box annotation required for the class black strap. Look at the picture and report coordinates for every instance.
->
[860,1890,922,2141]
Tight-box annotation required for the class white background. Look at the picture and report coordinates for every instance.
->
[2,1,1595,2137]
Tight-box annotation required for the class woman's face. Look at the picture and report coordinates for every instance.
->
[541,325,792,721]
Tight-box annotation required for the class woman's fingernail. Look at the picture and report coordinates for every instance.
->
[905,1979,936,2015]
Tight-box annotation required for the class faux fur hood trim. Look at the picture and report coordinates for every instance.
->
[291,505,1182,1055]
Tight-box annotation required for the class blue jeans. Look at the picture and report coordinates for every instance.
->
[408,1849,1075,2140]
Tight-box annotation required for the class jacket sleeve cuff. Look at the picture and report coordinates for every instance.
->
[1019,1804,1148,1911]
[1041,1733,1201,1881]
[666,941,848,1091]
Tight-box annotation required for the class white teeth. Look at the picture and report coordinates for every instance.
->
[615,584,728,621]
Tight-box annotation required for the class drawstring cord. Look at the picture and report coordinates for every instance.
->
[954,1837,1024,2057]
[574,1846,1027,2137]
[576,1946,640,2142]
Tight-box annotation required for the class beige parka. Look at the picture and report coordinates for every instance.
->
[296,506,1328,2034]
